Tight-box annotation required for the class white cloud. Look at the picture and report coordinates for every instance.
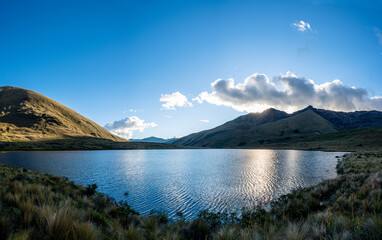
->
[122,109,141,114]
[160,91,192,110]
[104,116,157,139]
[193,72,382,113]
[292,20,312,32]
[200,119,210,123]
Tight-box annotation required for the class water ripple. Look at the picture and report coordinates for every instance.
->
[0,149,345,219]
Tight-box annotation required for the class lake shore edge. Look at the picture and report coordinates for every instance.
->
[0,151,381,239]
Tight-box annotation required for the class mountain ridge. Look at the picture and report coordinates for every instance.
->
[130,136,179,144]
[174,106,382,148]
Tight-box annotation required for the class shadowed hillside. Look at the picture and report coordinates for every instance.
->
[175,108,337,147]
[295,106,382,131]
[290,126,382,151]
[174,108,290,147]
[174,106,382,149]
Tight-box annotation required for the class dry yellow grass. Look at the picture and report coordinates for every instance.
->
[0,86,124,142]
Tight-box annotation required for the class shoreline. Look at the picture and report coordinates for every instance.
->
[0,143,355,152]
[0,149,346,220]
[0,151,380,239]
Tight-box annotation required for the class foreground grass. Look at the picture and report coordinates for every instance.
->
[0,152,381,239]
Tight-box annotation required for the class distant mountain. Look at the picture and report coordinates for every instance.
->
[174,106,382,148]
[130,136,179,144]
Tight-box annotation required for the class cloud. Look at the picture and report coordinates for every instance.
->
[374,27,382,45]
[193,72,382,113]
[292,20,312,32]
[104,116,157,139]
[122,109,142,114]
[160,91,193,110]
[200,119,210,123]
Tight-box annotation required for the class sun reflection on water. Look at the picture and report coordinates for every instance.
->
[0,149,343,218]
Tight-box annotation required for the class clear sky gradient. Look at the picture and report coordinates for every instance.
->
[1,0,382,139]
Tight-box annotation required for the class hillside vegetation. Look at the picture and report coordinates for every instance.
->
[286,126,382,151]
[0,86,123,142]
[174,106,382,150]
[175,109,337,147]
[0,87,183,150]
[0,151,381,239]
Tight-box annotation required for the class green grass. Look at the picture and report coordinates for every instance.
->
[0,152,381,239]
[239,126,382,152]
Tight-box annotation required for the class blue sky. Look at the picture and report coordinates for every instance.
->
[1,0,382,139]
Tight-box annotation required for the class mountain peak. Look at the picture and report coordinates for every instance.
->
[291,105,317,116]
[233,108,288,125]
[263,107,276,112]
[303,105,315,111]
[262,107,283,114]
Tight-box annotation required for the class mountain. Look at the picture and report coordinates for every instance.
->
[293,126,382,151]
[174,106,382,148]
[310,107,382,131]
[0,86,123,142]
[130,136,179,144]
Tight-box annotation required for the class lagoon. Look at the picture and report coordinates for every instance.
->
[0,149,345,218]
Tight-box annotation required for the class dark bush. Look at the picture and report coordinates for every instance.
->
[149,209,169,224]
[85,183,98,196]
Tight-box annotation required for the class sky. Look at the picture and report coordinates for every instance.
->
[1,0,382,139]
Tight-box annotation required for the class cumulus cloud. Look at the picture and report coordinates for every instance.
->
[193,72,382,113]
[200,119,210,123]
[160,91,193,110]
[104,116,157,139]
[292,20,312,32]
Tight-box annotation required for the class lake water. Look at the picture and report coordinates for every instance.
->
[0,149,345,218]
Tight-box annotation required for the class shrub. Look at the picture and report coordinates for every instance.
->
[85,184,98,196]
[150,209,169,224]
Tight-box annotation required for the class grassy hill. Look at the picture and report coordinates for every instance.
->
[287,126,382,151]
[0,86,180,150]
[174,106,382,150]
[310,107,382,131]
[0,86,123,142]
[175,109,338,148]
